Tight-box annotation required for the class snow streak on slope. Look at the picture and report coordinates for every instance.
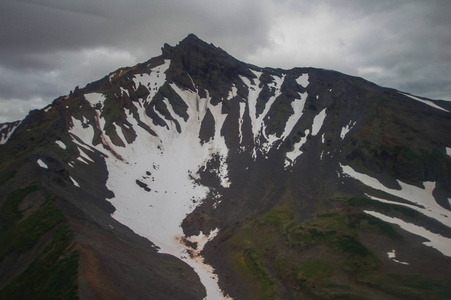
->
[365,211,451,257]
[55,140,67,149]
[311,108,327,136]
[341,164,451,256]
[340,121,355,140]
[341,164,451,228]
[240,71,289,157]
[387,249,409,265]
[285,108,327,167]
[279,92,307,141]
[69,67,231,299]
[37,159,48,169]
[0,121,21,145]
[400,92,449,113]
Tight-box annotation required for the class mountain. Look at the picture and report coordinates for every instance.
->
[1,33,450,299]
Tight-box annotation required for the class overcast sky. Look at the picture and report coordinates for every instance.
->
[1,0,450,123]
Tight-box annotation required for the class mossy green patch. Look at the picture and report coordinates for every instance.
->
[361,273,451,299]
[0,225,78,300]
[297,259,333,279]
[225,200,448,299]
[227,205,375,298]
[0,186,39,231]
[0,188,78,299]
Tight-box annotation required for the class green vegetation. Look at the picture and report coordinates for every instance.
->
[0,187,78,299]
[0,225,78,300]
[226,201,450,299]
[361,273,451,299]
[0,186,40,231]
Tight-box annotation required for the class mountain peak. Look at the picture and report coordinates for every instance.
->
[181,33,202,43]
[1,33,450,300]
[162,34,256,98]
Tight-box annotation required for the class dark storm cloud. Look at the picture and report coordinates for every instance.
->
[0,0,450,122]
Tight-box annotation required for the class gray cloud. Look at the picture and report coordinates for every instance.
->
[0,0,450,122]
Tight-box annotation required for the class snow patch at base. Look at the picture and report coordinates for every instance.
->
[387,249,409,265]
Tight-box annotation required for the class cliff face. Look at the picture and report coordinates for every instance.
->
[1,34,450,299]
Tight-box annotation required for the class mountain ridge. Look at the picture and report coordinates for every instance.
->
[1,34,450,299]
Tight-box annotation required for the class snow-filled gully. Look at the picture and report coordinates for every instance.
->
[70,64,232,299]
[105,89,231,299]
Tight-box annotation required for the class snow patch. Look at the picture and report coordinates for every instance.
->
[120,87,130,97]
[0,121,21,145]
[296,73,309,88]
[285,129,309,167]
[238,102,246,146]
[279,92,307,141]
[84,92,106,107]
[227,85,237,100]
[386,249,409,265]
[446,147,451,157]
[179,228,231,299]
[70,176,80,187]
[77,146,95,163]
[400,92,449,113]
[340,121,356,140]
[341,164,451,228]
[241,71,287,157]
[365,210,451,257]
[55,140,67,149]
[311,108,327,136]
[37,159,48,169]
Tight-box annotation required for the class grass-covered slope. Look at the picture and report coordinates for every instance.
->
[219,201,451,299]
[0,184,78,299]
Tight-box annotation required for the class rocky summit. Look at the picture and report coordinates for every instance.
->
[1,34,451,299]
